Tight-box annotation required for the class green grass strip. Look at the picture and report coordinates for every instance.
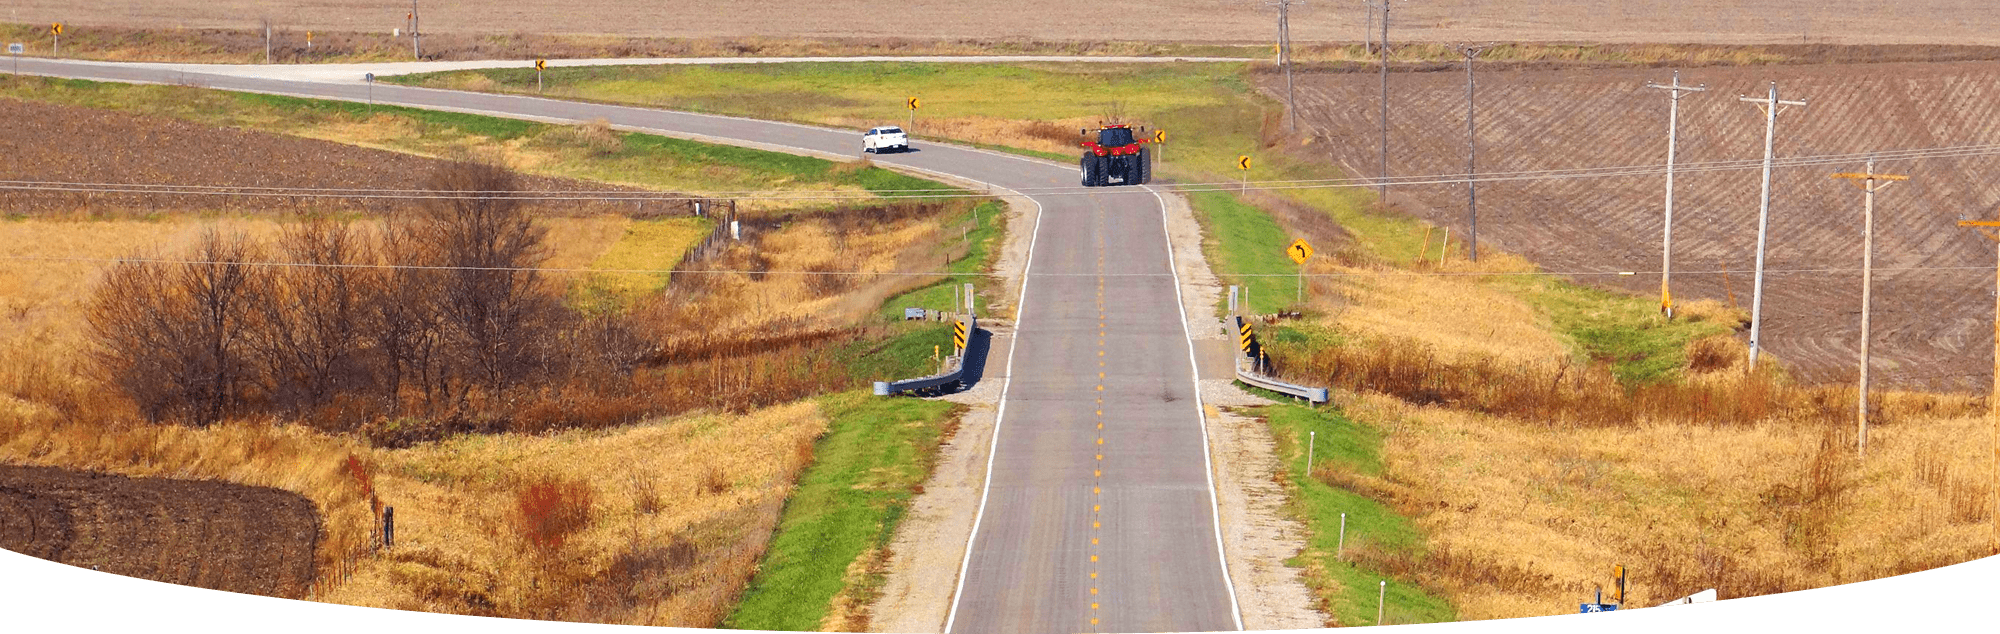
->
[724,391,961,631]
[1261,401,1456,626]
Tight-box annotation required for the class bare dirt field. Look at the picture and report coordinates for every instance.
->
[0,97,665,217]
[9,1,2000,48]
[0,464,321,597]
[1272,60,2000,387]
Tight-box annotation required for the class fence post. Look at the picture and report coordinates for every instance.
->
[383,506,395,550]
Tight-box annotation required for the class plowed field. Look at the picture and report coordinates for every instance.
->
[1276,61,2000,386]
[0,465,321,597]
[9,1,2000,47]
[0,97,653,217]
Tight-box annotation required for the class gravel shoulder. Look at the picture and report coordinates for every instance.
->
[1160,188,1326,629]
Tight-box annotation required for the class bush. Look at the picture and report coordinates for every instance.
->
[516,477,595,555]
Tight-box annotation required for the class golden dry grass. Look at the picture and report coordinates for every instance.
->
[1319,262,1567,367]
[1282,230,1993,618]
[315,401,828,625]
[1339,390,1991,618]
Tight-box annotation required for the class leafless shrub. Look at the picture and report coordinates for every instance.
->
[87,230,267,426]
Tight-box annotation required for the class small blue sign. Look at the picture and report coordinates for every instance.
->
[1579,603,1620,614]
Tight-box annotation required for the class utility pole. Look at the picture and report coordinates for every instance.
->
[1376,0,1390,205]
[1460,44,1487,262]
[1362,1,1373,54]
[1737,82,1807,370]
[1645,71,1707,319]
[1832,159,1905,459]
[410,0,421,60]
[1268,0,1302,132]
[1955,210,2000,556]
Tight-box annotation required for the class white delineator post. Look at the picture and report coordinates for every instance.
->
[1307,430,1316,473]
[1737,82,1808,370]
[1337,512,1347,559]
[1645,71,1707,319]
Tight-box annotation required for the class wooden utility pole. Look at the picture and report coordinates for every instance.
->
[1738,82,1808,370]
[1955,211,2000,554]
[1645,71,1707,319]
[1460,44,1488,262]
[1831,158,1905,458]
[1268,0,1302,132]
[1376,0,1390,204]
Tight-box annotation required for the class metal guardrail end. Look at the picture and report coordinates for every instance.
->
[874,381,891,396]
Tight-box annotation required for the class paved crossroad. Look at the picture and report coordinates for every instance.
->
[16,57,1242,634]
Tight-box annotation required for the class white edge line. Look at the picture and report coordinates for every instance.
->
[1149,184,1246,631]
[942,193,1043,634]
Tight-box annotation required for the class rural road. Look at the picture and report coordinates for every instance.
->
[14,58,1243,633]
[21,55,1247,85]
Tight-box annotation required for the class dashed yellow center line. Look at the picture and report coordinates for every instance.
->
[1093,218,1107,633]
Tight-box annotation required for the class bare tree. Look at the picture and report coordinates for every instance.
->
[254,215,371,420]
[88,231,266,425]
[415,161,558,403]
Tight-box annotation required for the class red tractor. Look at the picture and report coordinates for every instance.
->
[1079,124,1153,187]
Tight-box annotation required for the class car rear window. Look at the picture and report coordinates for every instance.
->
[883,127,904,135]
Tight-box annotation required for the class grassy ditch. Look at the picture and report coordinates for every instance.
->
[724,392,962,631]
[1259,401,1454,626]
[877,199,1006,320]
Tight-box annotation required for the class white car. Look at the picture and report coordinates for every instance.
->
[862,126,909,153]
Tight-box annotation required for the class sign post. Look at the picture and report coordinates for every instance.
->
[535,59,546,93]
[1153,128,1166,165]
[1288,238,1314,303]
[906,96,920,133]
[1237,155,1252,192]
[50,23,62,58]
[8,43,21,75]
[364,72,376,114]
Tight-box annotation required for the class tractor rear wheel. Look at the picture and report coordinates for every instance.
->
[1080,155,1096,187]
[1137,147,1152,184]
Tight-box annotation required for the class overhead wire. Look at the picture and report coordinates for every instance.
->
[5,142,2000,201]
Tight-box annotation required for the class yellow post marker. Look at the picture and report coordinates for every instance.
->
[1612,565,1626,605]
[1153,128,1166,164]
[906,96,920,133]
[50,23,62,57]
[1957,214,2000,556]
[534,59,547,92]
[1238,155,1252,192]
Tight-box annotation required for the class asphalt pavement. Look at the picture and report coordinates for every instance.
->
[14,57,1242,634]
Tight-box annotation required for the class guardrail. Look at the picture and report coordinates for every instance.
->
[1233,315,1330,404]
[875,313,977,396]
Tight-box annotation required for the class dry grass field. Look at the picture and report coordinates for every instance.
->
[1275,60,2000,386]
[0,85,993,627]
[10,1,2000,47]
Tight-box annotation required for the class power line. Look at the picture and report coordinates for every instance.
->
[9,254,1995,280]
[8,141,1999,202]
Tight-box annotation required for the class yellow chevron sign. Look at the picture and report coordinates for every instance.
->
[535,59,546,71]
[1239,321,1255,352]
[954,319,969,350]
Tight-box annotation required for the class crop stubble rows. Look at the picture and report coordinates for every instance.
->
[1279,61,2000,385]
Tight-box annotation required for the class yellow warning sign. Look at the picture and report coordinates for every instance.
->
[1237,155,1252,170]
[1287,238,1314,265]
[907,97,921,110]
